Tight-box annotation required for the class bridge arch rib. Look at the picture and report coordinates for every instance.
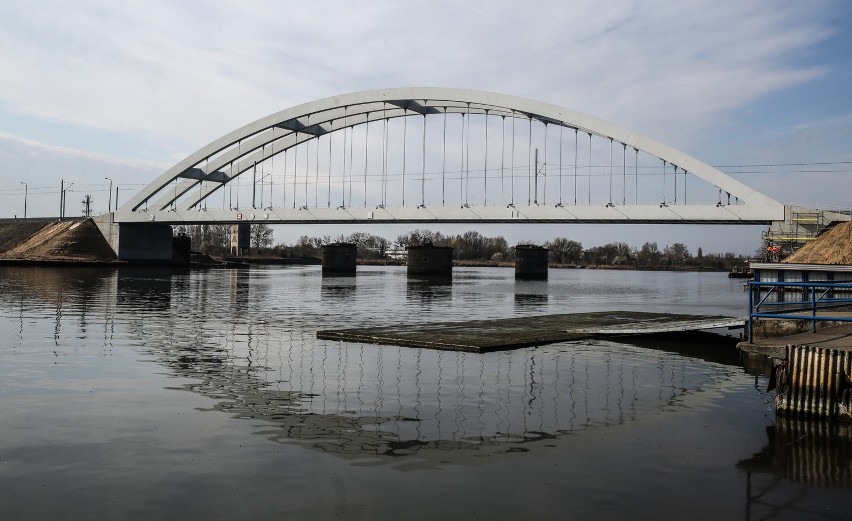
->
[119,87,783,224]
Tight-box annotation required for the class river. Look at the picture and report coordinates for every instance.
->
[0,265,849,520]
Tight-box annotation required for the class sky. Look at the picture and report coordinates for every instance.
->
[0,0,850,254]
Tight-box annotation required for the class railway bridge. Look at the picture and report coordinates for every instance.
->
[94,88,843,260]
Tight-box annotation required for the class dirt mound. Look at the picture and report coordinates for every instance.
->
[784,221,852,265]
[0,222,51,254]
[0,219,116,261]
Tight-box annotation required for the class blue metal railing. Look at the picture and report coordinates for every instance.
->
[747,281,852,342]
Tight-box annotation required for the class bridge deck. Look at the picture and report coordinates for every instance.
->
[317,311,745,353]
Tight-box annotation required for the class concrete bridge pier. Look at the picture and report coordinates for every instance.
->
[322,243,358,275]
[407,245,453,278]
[515,245,549,280]
[94,214,184,263]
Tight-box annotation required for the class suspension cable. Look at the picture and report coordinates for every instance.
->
[314,136,320,208]
[543,122,548,205]
[305,135,310,207]
[402,114,407,206]
[622,143,626,205]
[293,132,298,209]
[460,113,465,205]
[202,155,208,210]
[341,108,347,208]
[442,108,447,206]
[365,115,370,207]
[258,152,262,209]
[327,127,332,208]
[465,103,470,206]
[383,109,388,207]
[588,133,592,205]
[608,137,613,205]
[484,110,489,206]
[673,165,677,205]
[574,129,578,205]
[527,117,532,206]
[421,112,426,206]
[558,124,563,205]
[233,140,242,210]
[511,111,516,206]
[348,123,354,207]
[634,148,638,204]
[315,135,320,208]
[283,149,287,209]
[501,116,505,204]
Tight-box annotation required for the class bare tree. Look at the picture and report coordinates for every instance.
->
[250,224,274,249]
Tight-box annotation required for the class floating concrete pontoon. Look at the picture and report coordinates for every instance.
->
[317,311,745,353]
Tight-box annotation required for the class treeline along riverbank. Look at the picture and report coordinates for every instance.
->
[281,228,749,271]
[0,220,752,271]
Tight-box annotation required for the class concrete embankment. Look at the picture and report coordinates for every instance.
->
[740,219,852,420]
[739,324,852,421]
[0,218,117,263]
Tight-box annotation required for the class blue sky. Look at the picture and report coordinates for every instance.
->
[0,0,850,254]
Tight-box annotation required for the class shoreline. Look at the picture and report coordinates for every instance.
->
[0,255,730,273]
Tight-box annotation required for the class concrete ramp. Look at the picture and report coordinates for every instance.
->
[572,317,746,335]
[317,311,745,353]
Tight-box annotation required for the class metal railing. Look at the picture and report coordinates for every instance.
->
[747,281,852,342]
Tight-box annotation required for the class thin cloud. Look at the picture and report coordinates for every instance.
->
[0,0,846,246]
[0,132,169,171]
[0,0,837,151]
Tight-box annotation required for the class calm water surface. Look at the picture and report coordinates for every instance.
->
[0,265,849,520]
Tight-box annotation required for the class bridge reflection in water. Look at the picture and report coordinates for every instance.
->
[6,264,852,520]
[2,265,755,463]
[120,268,723,459]
[162,333,721,458]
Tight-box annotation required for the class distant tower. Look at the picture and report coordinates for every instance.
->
[230,224,250,256]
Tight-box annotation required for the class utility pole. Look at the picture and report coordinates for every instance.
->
[534,148,539,205]
[105,177,113,212]
[82,194,93,217]
[60,181,74,219]
[20,181,27,218]
[252,162,257,209]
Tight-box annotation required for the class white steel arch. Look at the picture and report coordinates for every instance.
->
[117,87,784,224]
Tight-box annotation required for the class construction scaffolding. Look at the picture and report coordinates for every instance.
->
[762,205,851,260]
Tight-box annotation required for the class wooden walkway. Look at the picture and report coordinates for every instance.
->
[317,311,745,353]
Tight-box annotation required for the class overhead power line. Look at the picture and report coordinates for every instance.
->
[714,160,852,168]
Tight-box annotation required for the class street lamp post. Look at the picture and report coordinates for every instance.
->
[60,181,75,219]
[105,177,113,212]
[20,182,27,218]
